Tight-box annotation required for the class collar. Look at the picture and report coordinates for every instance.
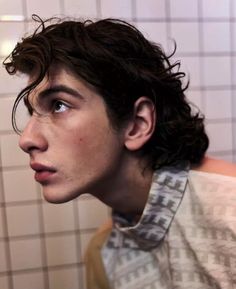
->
[109,162,190,250]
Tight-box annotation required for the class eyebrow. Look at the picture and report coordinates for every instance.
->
[38,84,85,100]
[23,84,85,113]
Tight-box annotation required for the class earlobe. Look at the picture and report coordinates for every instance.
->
[124,97,156,151]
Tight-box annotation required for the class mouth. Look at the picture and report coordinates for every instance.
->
[30,163,57,183]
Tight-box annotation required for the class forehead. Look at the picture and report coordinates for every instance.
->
[27,65,98,101]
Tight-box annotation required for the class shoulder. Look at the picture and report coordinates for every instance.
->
[191,156,236,178]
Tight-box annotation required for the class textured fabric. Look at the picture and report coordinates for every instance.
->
[99,167,236,289]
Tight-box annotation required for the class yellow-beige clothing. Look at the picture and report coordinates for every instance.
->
[85,164,236,289]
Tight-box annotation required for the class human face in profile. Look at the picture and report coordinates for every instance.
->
[19,65,128,203]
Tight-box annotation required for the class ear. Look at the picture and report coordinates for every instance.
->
[124,96,156,151]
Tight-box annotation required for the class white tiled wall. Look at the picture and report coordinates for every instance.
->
[0,1,236,289]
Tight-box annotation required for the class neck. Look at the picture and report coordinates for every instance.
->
[95,158,154,216]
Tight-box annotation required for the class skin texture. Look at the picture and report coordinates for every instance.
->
[192,156,236,177]
[18,64,236,216]
[19,65,155,215]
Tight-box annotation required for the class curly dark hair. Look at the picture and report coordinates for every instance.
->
[3,15,208,169]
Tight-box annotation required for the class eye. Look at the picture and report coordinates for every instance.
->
[52,100,69,113]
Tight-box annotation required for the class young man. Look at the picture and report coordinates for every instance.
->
[4,16,236,289]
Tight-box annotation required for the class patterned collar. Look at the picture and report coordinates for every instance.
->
[107,162,189,250]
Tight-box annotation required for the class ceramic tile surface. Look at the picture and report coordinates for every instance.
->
[0,0,235,288]
[136,0,166,18]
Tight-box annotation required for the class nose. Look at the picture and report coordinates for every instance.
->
[19,115,48,154]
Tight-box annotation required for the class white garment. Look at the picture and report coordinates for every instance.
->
[102,166,236,289]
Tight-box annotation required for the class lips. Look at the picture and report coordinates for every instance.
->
[30,163,57,183]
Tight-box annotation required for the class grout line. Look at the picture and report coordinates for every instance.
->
[96,0,102,19]
[0,165,32,172]
[175,51,236,56]
[0,228,99,243]
[229,0,236,162]
[59,0,65,15]
[1,17,236,24]
[205,118,236,124]
[165,0,171,53]
[207,150,236,156]
[21,0,27,23]
[0,192,93,207]
[131,0,136,22]
[0,157,13,288]
[198,0,206,116]
[0,262,84,277]
[0,1,236,287]
[72,199,83,289]
[36,186,50,289]
[132,17,236,23]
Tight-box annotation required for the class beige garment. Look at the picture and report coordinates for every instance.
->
[85,220,112,289]
[85,169,236,289]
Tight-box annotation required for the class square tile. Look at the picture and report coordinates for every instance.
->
[170,22,199,53]
[101,0,132,18]
[10,238,43,270]
[3,169,38,202]
[0,134,28,167]
[205,90,232,119]
[203,56,231,87]
[0,22,25,58]
[186,90,203,113]
[46,234,79,266]
[206,122,233,152]
[49,266,81,289]
[43,202,75,233]
[0,275,10,289]
[25,19,43,36]
[0,57,27,94]
[78,198,109,230]
[13,271,44,289]
[0,97,15,132]
[176,56,201,88]
[0,0,23,16]
[203,22,230,52]
[202,0,230,18]
[64,0,97,18]
[136,22,168,52]
[6,204,41,237]
[170,0,198,18]
[25,0,61,19]
[136,0,166,18]
[0,241,8,272]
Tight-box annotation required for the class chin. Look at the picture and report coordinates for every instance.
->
[42,189,74,204]
[41,184,84,203]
